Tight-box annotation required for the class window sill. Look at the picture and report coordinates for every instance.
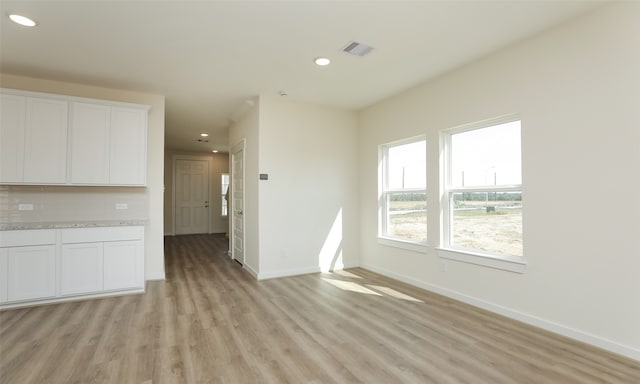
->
[437,248,526,273]
[377,237,428,253]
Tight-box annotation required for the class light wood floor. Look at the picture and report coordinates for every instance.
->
[1,234,638,383]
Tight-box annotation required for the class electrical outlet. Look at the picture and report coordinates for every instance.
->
[440,260,448,272]
[18,203,34,211]
[115,203,128,210]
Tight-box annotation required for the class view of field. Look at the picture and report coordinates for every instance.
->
[388,198,522,256]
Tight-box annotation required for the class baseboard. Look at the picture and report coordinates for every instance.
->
[320,261,360,273]
[0,288,145,311]
[243,263,259,279]
[258,266,321,280]
[256,262,360,281]
[145,272,166,281]
[360,262,640,361]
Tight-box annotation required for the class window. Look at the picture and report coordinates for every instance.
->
[442,117,522,259]
[221,173,229,216]
[379,136,427,246]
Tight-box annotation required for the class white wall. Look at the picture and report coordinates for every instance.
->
[0,74,166,280]
[163,150,229,235]
[358,2,640,359]
[229,101,260,276]
[257,97,359,279]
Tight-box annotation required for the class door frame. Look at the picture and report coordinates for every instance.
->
[230,139,246,264]
[171,154,212,236]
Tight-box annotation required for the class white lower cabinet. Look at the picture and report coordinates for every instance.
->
[104,241,144,291]
[60,243,104,296]
[0,249,7,303]
[0,226,144,308]
[6,245,56,303]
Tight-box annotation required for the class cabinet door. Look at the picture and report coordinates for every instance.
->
[60,243,104,296]
[103,240,143,291]
[24,97,68,183]
[109,107,147,185]
[0,248,8,303]
[70,102,110,184]
[0,94,26,183]
[6,245,56,302]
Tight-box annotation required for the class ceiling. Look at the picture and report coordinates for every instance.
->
[1,1,605,153]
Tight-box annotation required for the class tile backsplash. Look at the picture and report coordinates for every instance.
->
[0,185,148,224]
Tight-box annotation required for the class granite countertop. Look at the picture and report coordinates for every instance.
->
[0,220,147,231]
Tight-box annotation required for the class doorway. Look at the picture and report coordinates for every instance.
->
[174,159,209,235]
[230,140,245,265]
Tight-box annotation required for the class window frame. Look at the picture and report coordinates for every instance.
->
[221,173,229,217]
[377,135,428,252]
[439,115,526,272]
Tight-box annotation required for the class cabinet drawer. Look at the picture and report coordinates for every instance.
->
[0,230,56,247]
[61,226,143,244]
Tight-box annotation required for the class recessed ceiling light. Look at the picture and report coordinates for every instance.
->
[200,132,209,137]
[314,57,331,66]
[212,150,219,153]
[9,14,37,27]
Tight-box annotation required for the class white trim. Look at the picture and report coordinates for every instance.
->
[230,139,246,265]
[258,266,321,280]
[0,288,145,310]
[256,262,360,281]
[377,236,428,253]
[242,263,258,279]
[360,263,640,361]
[437,247,526,273]
[440,115,524,260]
[442,113,520,136]
[145,272,166,281]
[378,135,427,242]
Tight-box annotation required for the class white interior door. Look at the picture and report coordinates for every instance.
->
[175,159,209,235]
[231,142,245,265]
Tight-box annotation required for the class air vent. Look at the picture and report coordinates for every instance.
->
[341,40,374,57]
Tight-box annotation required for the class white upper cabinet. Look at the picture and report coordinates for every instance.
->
[24,97,69,183]
[70,102,111,184]
[70,102,147,185]
[0,88,149,186]
[0,94,26,183]
[109,107,147,185]
[0,93,69,184]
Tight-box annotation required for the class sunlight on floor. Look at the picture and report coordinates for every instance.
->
[326,269,362,279]
[321,277,423,302]
[321,278,382,295]
[365,285,423,302]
